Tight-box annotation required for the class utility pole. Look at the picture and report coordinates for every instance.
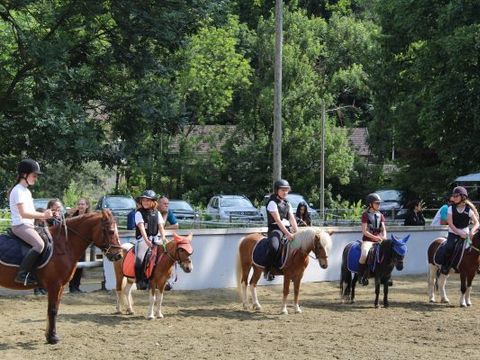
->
[272,0,283,184]
[320,101,326,223]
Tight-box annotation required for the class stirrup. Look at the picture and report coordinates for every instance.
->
[360,276,369,286]
[15,272,38,286]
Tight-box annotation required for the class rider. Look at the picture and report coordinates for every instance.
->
[442,186,479,275]
[134,190,167,290]
[264,179,298,281]
[359,193,387,286]
[8,159,53,286]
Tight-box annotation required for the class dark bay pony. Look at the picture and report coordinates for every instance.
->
[427,233,480,306]
[237,227,332,314]
[0,210,122,344]
[113,233,193,319]
[340,235,409,308]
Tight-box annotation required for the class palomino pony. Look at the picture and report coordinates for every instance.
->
[427,233,480,307]
[0,210,122,344]
[114,233,193,319]
[340,235,409,308]
[237,227,332,314]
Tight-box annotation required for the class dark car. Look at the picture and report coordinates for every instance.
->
[169,200,198,221]
[96,195,136,218]
[375,189,406,218]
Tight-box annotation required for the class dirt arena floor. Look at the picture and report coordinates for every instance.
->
[1,274,480,360]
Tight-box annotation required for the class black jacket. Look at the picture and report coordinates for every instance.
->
[404,210,425,226]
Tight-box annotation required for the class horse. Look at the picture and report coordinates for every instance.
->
[113,233,193,319]
[0,210,122,344]
[236,227,332,314]
[340,235,410,308]
[427,232,480,307]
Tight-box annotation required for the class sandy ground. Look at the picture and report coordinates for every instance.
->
[1,274,480,360]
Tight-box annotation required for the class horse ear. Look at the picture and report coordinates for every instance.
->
[327,229,334,236]
[391,234,398,241]
[402,234,410,243]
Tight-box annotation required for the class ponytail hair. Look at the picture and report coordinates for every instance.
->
[465,199,479,220]
[6,175,23,200]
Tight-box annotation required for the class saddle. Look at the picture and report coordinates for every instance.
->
[0,227,53,268]
[122,245,160,280]
[252,237,290,272]
[433,238,467,271]
[346,240,379,274]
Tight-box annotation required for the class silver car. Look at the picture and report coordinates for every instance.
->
[206,195,263,222]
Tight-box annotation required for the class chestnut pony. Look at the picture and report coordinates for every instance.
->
[114,233,193,319]
[427,232,480,307]
[0,210,122,344]
[237,227,332,314]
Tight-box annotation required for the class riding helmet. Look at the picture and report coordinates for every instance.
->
[452,186,468,198]
[17,159,42,175]
[366,193,382,206]
[137,189,158,201]
[273,179,291,193]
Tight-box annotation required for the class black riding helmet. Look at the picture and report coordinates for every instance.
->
[452,186,468,199]
[273,179,291,193]
[18,159,42,175]
[366,193,381,206]
[136,189,158,201]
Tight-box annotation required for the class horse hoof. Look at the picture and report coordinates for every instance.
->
[440,299,450,304]
[126,310,135,315]
[374,304,379,309]
[146,315,155,320]
[294,307,302,314]
[46,334,60,344]
[252,304,262,311]
[242,303,249,310]
[460,303,467,308]
[155,313,164,319]
[384,303,390,308]
[281,309,288,315]
[350,299,355,304]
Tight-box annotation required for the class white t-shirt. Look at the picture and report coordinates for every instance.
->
[267,200,293,227]
[9,183,35,226]
[447,205,474,233]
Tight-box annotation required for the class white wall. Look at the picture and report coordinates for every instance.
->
[103,226,448,290]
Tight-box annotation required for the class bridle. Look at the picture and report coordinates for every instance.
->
[310,235,328,261]
[54,215,122,256]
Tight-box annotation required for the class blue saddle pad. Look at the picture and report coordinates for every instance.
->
[0,232,53,268]
[434,239,466,269]
[347,240,379,273]
[346,241,362,273]
[252,237,287,269]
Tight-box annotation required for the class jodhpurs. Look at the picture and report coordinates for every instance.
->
[359,240,374,264]
[11,224,45,253]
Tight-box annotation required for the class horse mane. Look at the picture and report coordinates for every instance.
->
[294,227,332,252]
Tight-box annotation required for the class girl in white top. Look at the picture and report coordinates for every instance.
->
[8,159,53,286]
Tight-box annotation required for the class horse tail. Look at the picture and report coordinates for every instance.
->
[340,245,350,297]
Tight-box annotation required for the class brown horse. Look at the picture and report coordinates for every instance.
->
[237,227,332,314]
[427,232,480,306]
[114,233,193,319]
[0,210,122,344]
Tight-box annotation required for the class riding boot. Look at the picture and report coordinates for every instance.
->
[15,249,41,286]
[441,249,453,275]
[358,263,369,286]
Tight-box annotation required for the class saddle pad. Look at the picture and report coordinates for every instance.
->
[252,237,289,270]
[434,239,466,270]
[122,246,160,279]
[346,241,362,273]
[0,233,53,268]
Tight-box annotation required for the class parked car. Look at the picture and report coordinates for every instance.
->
[206,195,263,222]
[33,198,54,210]
[374,189,406,219]
[169,200,199,221]
[95,195,136,218]
[260,193,319,221]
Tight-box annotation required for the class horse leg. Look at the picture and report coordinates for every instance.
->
[374,276,380,308]
[292,276,302,314]
[147,286,156,319]
[383,277,390,308]
[241,265,251,310]
[466,271,474,306]
[124,281,135,315]
[45,284,64,344]
[155,288,165,318]
[427,263,437,303]
[249,267,262,311]
[438,273,450,303]
[114,261,124,314]
[281,275,291,315]
[459,272,467,307]
[351,273,358,304]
